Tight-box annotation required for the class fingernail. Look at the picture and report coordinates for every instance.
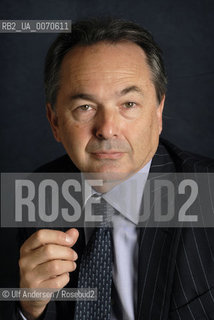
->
[65,234,73,243]
[74,252,78,260]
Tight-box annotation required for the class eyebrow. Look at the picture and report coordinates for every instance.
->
[119,85,143,96]
[69,85,143,102]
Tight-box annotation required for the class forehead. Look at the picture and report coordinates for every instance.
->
[58,41,154,93]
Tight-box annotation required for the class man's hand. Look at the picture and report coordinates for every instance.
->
[19,228,79,320]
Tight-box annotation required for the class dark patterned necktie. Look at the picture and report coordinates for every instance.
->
[74,197,114,320]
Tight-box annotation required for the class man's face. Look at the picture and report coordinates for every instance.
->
[47,41,164,182]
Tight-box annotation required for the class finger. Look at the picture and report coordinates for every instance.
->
[65,228,79,242]
[20,245,78,271]
[32,260,76,282]
[21,228,79,254]
[40,272,70,290]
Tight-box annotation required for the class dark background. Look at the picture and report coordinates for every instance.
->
[0,0,214,288]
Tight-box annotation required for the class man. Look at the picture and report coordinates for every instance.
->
[13,18,214,319]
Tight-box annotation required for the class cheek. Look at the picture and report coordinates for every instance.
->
[145,108,160,132]
[60,121,91,151]
[127,111,159,147]
[132,116,153,137]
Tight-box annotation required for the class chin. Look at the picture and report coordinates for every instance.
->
[83,170,133,193]
[84,167,132,183]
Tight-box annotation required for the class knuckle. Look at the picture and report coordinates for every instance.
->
[71,262,77,271]
[55,273,69,288]
[18,258,24,270]
[73,262,77,270]
[54,278,62,289]
[67,248,76,261]
[44,245,54,258]
[72,250,78,261]
[35,229,45,244]
[19,257,33,272]
[51,260,60,274]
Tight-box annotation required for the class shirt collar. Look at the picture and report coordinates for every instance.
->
[81,160,151,225]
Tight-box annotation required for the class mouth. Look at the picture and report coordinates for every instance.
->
[91,151,125,160]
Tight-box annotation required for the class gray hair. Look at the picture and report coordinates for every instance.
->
[44,18,167,108]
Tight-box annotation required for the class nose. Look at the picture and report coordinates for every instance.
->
[94,108,119,140]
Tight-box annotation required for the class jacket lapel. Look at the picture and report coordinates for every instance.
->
[137,141,182,319]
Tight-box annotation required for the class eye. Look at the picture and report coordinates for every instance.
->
[72,103,96,122]
[78,104,92,111]
[123,102,136,108]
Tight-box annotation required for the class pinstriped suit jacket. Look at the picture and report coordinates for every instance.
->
[137,140,214,320]
[9,138,214,320]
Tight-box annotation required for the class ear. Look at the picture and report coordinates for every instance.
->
[156,95,165,135]
[46,103,61,142]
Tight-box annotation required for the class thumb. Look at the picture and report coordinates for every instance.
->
[65,228,79,246]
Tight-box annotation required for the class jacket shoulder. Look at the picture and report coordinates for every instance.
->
[160,138,214,172]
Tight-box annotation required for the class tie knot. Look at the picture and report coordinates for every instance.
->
[91,195,115,227]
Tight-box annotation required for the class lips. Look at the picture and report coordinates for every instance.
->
[91,151,124,159]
